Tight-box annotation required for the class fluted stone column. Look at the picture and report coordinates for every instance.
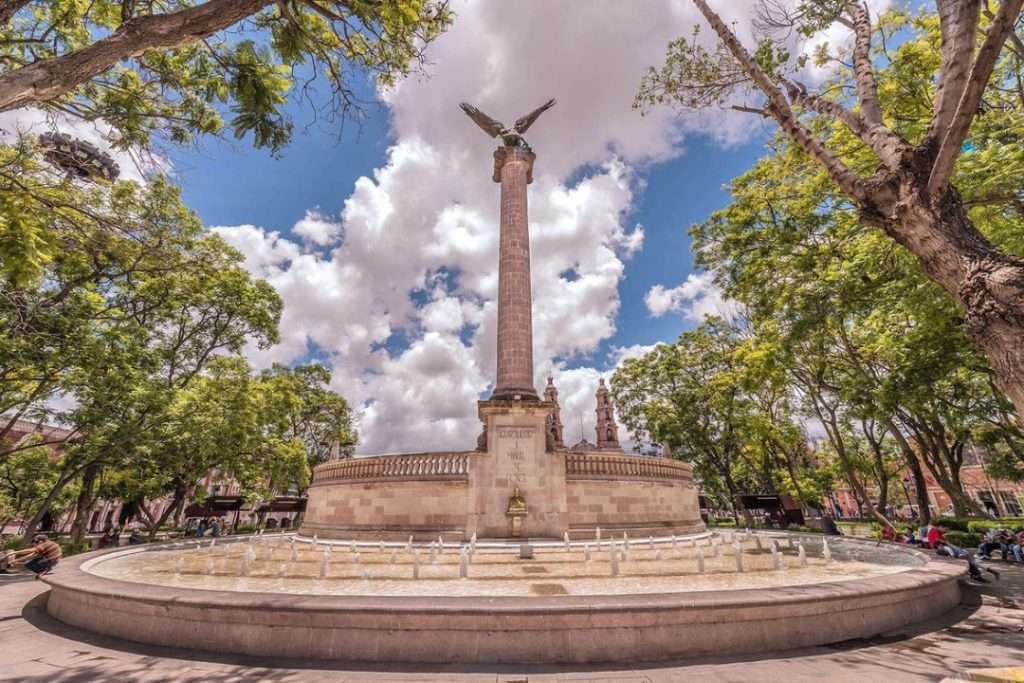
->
[490,146,538,401]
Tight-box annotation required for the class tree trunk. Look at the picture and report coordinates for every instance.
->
[885,421,933,525]
[146,484,187,541]
[876,475,889,518]
[23,466,79,540]
[69,463,100,545]
[882,186,1024,425]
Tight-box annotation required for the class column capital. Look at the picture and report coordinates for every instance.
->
[493,146,536,183]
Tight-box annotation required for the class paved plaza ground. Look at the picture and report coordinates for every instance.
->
[1,561,1022,682]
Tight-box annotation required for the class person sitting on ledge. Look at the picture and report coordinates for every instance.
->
[880,524,898,542]
[926,524,946,550]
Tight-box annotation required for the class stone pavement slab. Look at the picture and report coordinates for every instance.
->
[1,564,1022,682]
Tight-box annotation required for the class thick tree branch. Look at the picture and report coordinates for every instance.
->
[846,1,883,126]
[783,79,911,169]
[929,0,982,142]
[0,0,30,25]
[692,0,868,204]
[929,0,1024,195]
[0,0,273,113]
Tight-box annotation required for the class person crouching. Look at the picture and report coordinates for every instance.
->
[20,534,63,578]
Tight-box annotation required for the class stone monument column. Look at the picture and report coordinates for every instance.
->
[490,146,539,401]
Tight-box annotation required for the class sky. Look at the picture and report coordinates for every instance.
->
[1,0,887,454]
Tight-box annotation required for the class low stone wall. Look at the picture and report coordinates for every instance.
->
[301,449,705,540]
[565,452,703,536]
[302,453,473,540]
[45,539,964,664]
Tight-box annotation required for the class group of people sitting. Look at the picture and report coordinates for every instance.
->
[977,527,1024,563]
[0,534,63,578]
[880,521,1024,582]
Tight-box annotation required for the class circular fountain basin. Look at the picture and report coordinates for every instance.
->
[44,532,963,664]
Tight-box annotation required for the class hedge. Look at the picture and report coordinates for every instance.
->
[936,516,1024,533]
[944,531,983,548]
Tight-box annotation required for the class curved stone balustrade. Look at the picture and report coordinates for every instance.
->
[564,452,692,482]
[312,452,473,484]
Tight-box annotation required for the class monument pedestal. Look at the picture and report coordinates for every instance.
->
[467,400,567,538]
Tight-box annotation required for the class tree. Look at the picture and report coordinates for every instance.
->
[2,148,284,539]
[262,363,356,471]
[638,0,1024,422]
[0,0,451,152]
[0,440,78,533]
[613,320,780,523]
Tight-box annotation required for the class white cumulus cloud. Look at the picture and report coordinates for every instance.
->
[214,0,773,454]
[645,271,741,323]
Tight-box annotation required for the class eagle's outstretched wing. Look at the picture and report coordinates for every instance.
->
[460,102,505,138]
[513,98,556,134]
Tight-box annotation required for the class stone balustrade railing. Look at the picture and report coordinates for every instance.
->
[312,452,473,484]
[564,452,691,482]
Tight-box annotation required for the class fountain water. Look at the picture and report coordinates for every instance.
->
[734,543,744,572]
[174,556,184,576]
[412,549,420,579]
[671,534,677,549]
[459,547,469,579]
[583,543,591,563]
[609,542,620,576]
[564,531,571,552]
[798,542,808,567]
[312,534,318,550]
[290,545,297,562]
[595,526,601,542]
[754,535,762,551]
[823,538,833,563]
[205,558,215,576]
[623,532,630,550]
[697,547,705,573]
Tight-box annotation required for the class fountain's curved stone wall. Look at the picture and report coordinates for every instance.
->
[300,443,704,540]
[44,537,964,664]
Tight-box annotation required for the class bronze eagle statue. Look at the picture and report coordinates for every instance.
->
[459,98,556,149]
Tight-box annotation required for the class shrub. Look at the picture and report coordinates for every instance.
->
[944,531,982,548]
[936,516,970,532]
[234,524,259,535]
[967,520,1004,534]
[787,525,824,534]
[2,535,27,551]
[59,541,92,557]
[710,518,737,527]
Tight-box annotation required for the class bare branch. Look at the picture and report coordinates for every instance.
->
[691,0,868,204]
[929,0,1024,195]
[783,79,911,169]
[0,0,273,113]
[929,0,982,143]
[846,1,883,125]
[731,104,769,117]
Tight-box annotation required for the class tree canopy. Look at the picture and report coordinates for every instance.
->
[0,0,451,152]
[638,0,1024,423]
